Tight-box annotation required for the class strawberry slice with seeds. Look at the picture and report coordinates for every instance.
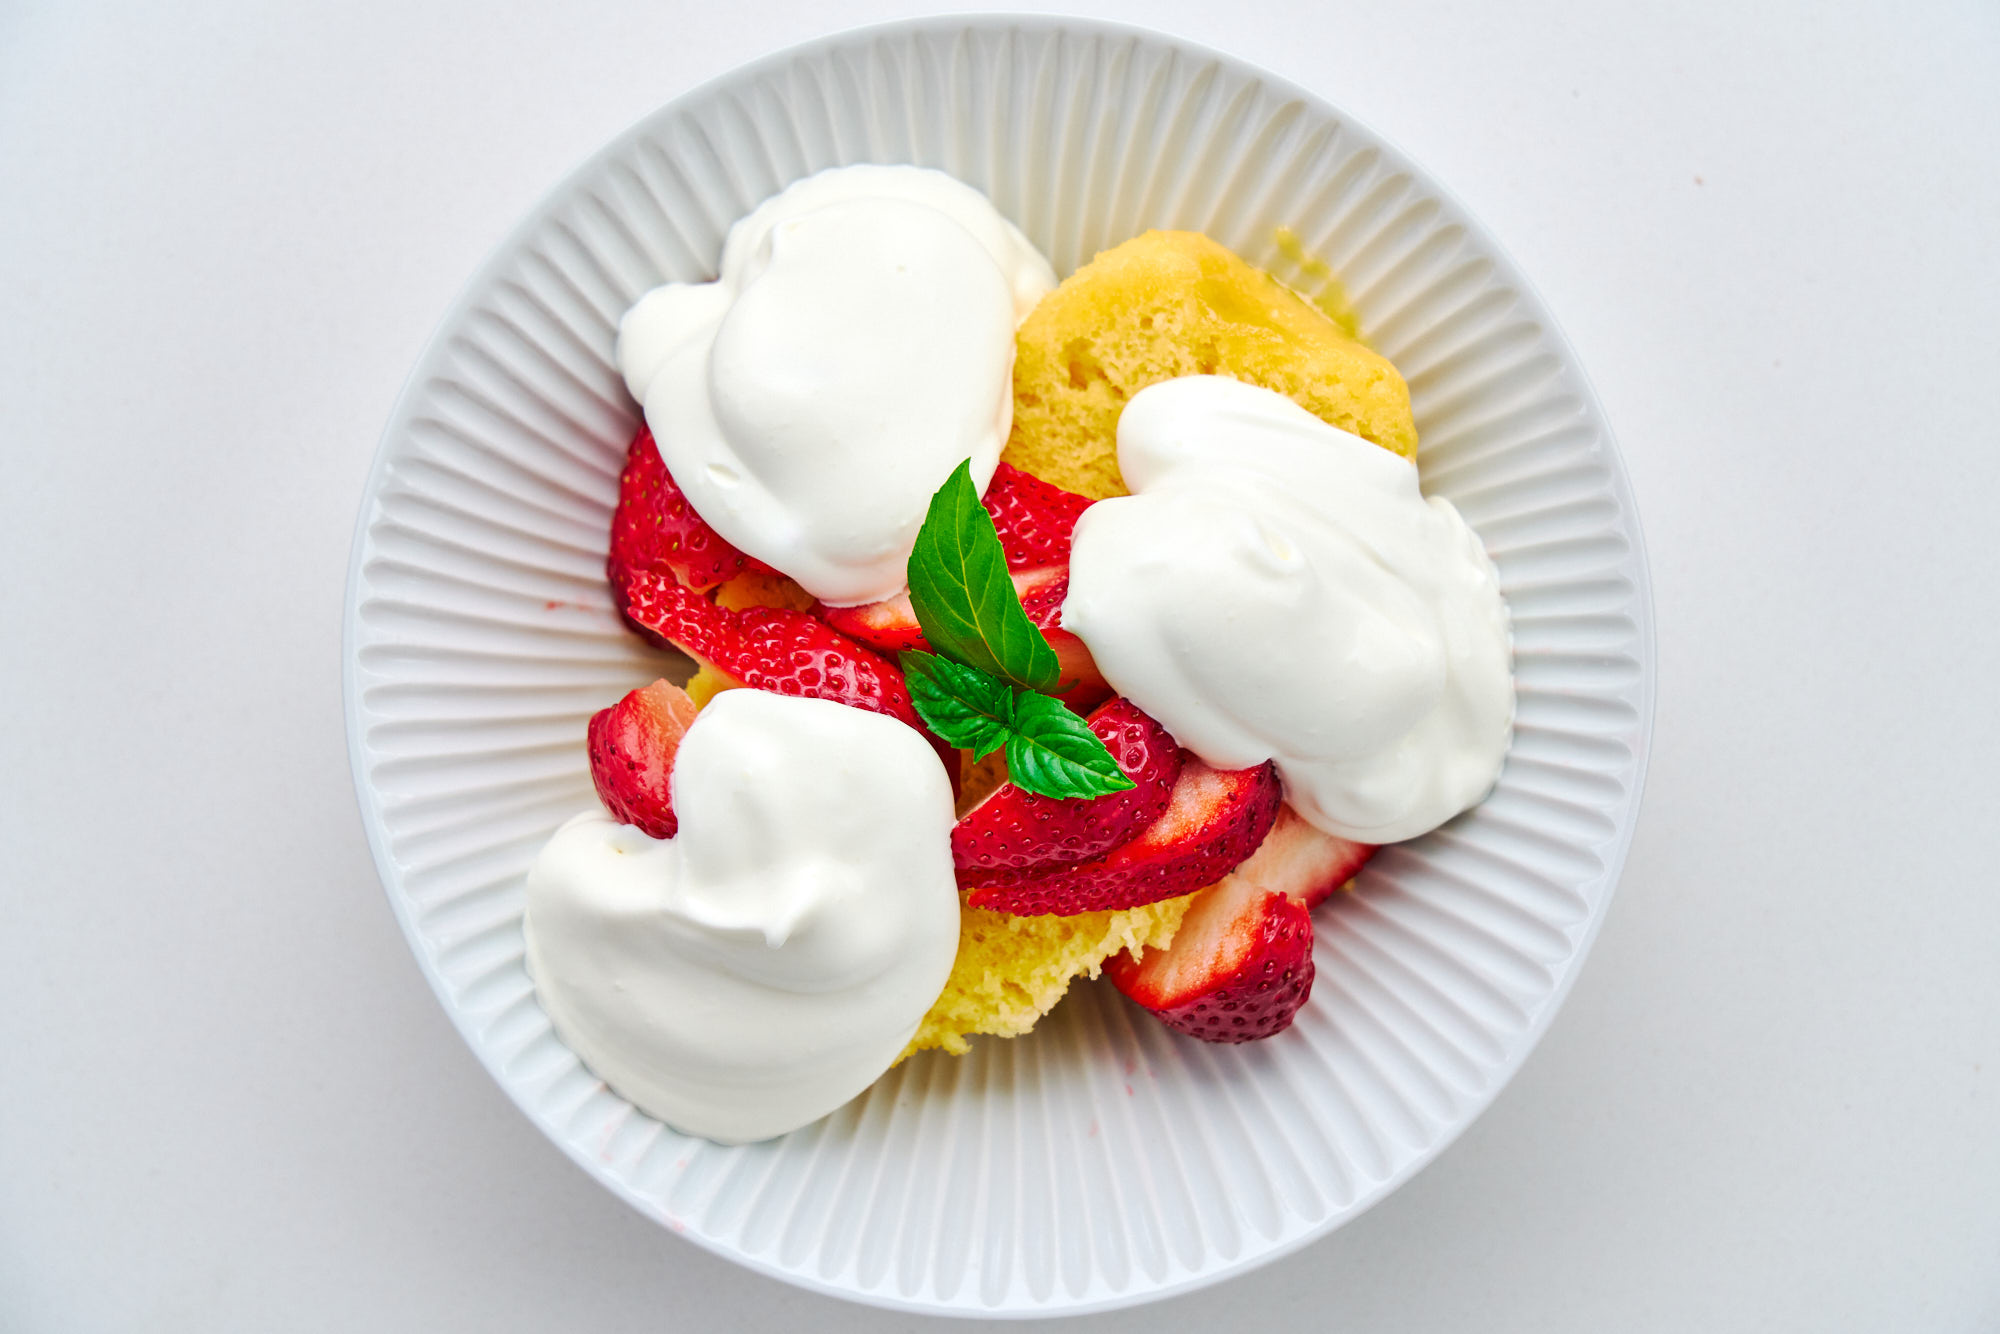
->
[1010,566,1069,625]
[1231,805,1378,909]
[952,698,1183,873]
[818,589,930,655]
[621,568,916,729]
[1104,876,1315,1043]
[607,425,772,615]
[620,566,957,782]
[983,462,1092,571]
[729,605,966,786]
[586,679,698,838]
[965,759,1282,915]
[729,607,923,724]
[1011,566,1110,709]
[616,564,746,667]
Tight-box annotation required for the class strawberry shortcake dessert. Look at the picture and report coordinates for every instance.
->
[521,165,1514,1144]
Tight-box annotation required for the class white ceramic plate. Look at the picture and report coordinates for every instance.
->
[344,15,1652,1318]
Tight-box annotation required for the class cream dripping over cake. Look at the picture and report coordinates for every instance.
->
[1062,376,1515,845]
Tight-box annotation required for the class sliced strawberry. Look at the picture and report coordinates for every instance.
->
[1012,566,1110,709]
[818,588,927,654]
[728,607,925,726]
[607,425,773,616]
[1232,805,1378,909]
[1010,566,1070,626]
[622,568,915,728]
[983,462,1092,570]
[952,699,1184,873]
[586,678,698,838]
[617,564,746,668]
[1104,876,1315,1043]
[730,603,966,790]
[1047,635,1111,713]
[965,759,1282,915]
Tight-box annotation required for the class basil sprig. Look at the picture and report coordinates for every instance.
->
[901,463,1132,801]
[904,651,1134,799]
[906,462,1061,692]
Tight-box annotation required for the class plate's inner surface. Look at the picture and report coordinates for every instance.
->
[347,19,1649,1315]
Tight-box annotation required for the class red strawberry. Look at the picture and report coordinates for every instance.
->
[1012,566,1110,709]
[732,605,966,789]
[817,589,929,654]
[1104,876,1315,1043]
[586,678,698,838]
[608,425,769,601]
[965,759,1282,915]
[1010,566,1069,625]
[983,462,1092,570]
[621,568,918,730]
[952,699,1184,873]
[617,564,747,667]
[620,566,958,783]
[729,607,923,724]
[1231,805,1378,909]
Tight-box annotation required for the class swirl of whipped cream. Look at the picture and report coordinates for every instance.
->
[617,164,1056,606]
[523,689,960,1143]
[1062,376,1514,845]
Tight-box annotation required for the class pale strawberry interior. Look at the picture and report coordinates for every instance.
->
[1132,761,1232,848]
[636,679,698,793]
[1232,806,1361,903]
[1126,875,1268,1003]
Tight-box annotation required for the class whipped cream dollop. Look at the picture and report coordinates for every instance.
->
[617,164,1056,606]
[1062,376,1514,845]
[522,689,960,1144]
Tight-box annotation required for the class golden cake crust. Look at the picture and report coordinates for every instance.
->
[1003,230,1417,500]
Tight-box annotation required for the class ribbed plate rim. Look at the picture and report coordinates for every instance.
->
[341,11,1655,1317]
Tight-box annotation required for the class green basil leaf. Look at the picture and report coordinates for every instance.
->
[905,650,1137,800]
[1004,692,1138,800]
[906,461,1061,692]
[902,650,1015,760]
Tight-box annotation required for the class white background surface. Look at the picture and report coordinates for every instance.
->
[2,1,1996,1329]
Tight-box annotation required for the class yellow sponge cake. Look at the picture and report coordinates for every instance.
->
[1004,230,1418,499]
[902,895,1190,1057]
